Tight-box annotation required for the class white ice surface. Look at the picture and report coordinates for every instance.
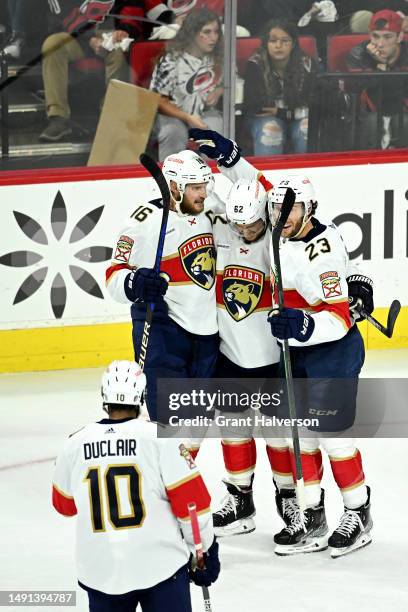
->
[0,350,407,612]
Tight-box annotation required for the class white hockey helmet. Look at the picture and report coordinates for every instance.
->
[101,360,146,409]
[162,150,214,215]
[226,179,267,226]
[268,175,317,237]
[168,0,197,16]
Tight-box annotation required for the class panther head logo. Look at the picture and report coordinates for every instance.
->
[222,267,264,321]
[191,248,215,275]
[178,234,216,290]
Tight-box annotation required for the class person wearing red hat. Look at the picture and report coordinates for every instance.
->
[346,9,408,149]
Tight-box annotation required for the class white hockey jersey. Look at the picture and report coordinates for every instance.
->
[270,219,352,347]
[214,219,280,368]
[52,417,213,594]
[106,198,223,335]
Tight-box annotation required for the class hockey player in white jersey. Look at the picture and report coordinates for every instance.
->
[267,176,373,558]
[212,178,297,537]
[105,150,221,423]
[188,129,375,557]
[52,360,220,611]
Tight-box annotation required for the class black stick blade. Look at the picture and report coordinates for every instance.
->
[139,153,170,209]
[386,299,401,338]
[272,187,296,239]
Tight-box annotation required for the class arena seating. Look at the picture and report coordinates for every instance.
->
[129,36,319,89]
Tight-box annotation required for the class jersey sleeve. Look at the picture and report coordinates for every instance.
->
[52,438,77,517]
[159,440,214,553]
[105,209,157,304]
[292,234,351,347]
[205,190,226,216]
[219,157,273,193]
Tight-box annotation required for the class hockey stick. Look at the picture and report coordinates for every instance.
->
[271,188,307,515]
[359,300,401,339]
[137,153,170,371]
[188,503,213,612]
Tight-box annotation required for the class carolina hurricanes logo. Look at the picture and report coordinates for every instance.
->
[186,66,216,94]
[178,234,215,290]
[223,266,264,321]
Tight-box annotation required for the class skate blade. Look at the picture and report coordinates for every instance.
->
[330,533,372,558]
[274,534,329,556]
[214,518,256,538]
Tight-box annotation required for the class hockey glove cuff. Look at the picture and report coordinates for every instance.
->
[268,308,315,342]
[124,268,168,303]
[347,274,374,323]
[188,128,241,167]
[189,538,220,587]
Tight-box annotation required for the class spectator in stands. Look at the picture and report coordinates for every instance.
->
[243,19,318,156]
[338,1,408,34]
[3,1,26,59]
[347,9,408,149]
[39,0,174,143]
[297,1,339,63]
[149,8,223,160]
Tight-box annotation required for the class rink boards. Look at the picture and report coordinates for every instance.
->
[0,151,407,372]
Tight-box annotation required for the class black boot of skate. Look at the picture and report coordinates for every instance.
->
[213,478,256,537]
[274,480,298,526]
[329,486,373,558]
[274,489,329,555]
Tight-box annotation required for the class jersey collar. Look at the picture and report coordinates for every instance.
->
[291,217,326,243]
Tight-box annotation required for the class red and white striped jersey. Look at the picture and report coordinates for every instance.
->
[214,220,280,368]
[270,219,352,347]
[52,417,213,594]
[105,198,222,335]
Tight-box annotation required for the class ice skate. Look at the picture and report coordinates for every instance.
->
[274,482,298,526]
[274,490,329,555]
[213,479,256,537]
[329,486,373,558]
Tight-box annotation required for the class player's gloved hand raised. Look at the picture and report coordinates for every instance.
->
[188,128,241,168]
[124,268,168,303]
[268,308,315,342]
[189,538,220,587]
[347,274,374,323]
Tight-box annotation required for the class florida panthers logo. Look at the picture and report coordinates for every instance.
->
[179,234,215,290]
[223,266,264,321]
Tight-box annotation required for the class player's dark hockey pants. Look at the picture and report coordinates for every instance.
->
[279,325,365,432]
[132,302,218,422]
[80,563,192,611]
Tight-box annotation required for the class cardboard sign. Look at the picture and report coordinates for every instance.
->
[88,79,159,166]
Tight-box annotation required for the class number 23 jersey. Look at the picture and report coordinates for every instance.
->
[270,218,352,347]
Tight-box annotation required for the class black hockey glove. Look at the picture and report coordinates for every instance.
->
[268,308,315,342]
[188,128,241,168]
[347,274,374,323]
[124,268,168,303]
[189,538,220,588]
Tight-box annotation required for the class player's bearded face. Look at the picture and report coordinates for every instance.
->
[272,202,304,238]
[181,182,208,214]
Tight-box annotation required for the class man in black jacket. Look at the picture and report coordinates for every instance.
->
[347,9,408,149]
[40,0,173,142]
